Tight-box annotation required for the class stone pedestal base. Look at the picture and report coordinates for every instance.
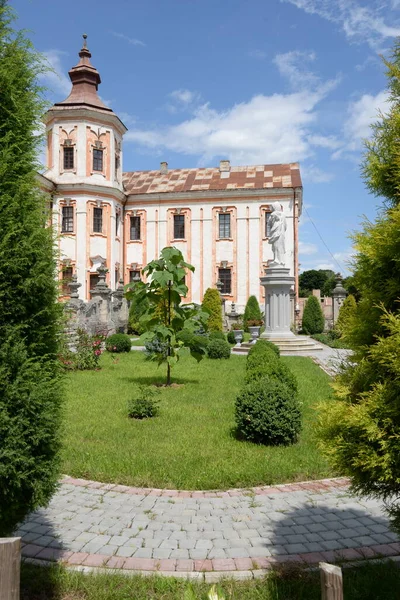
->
[260,266,322,354]
[260,266,296,339]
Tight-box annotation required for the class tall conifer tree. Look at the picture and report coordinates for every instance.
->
[318,43,400,532]
[0,3,62,535]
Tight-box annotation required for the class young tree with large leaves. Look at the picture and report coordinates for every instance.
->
[318,42,400,533]
[0,4,63,535]
[125,247,208,386]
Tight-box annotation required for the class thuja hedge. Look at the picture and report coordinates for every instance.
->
[0,5,63,535]
[235,341,301,445]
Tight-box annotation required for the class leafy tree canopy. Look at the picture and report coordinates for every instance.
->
[125,247,208,385]
[299,269,335,297]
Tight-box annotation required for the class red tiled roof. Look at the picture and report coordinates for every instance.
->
[123,163,302,196]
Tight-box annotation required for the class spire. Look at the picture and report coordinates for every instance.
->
[55,34,112,112]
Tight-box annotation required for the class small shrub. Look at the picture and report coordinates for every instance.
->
[128,386,160,419]
[59,329,105,370]
[227,331,236,344]
[245,360,298,394]
[231,322,244,330]
[312,332,350,349]
[249,339,280,358]
[209,331,226,341]
[302,295,325,335]
[202,288,222,332]
[243,296,263,331]
[105,333,131,353]
[235,376,302,445]
[207,338,231,359]
[144,336,169,359]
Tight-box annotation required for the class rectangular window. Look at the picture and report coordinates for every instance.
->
[115,269,119,286]
[115,212,120,237]
[93,207,103,233]
[218,268,232,295]
[174,214,185,239]
[93,148,103,172]
[265,212,272,238]
[129,269,141,282]
[130,216,141,240]
[219,213,231,238]
[61,206,74,233]
[63,146,74,170]
[61,266,73,295]
[90,274,99,290]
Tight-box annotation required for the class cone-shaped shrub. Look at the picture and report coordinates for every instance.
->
[202,288,222,332]
[302,295,325,334]
[335,294,356,337]
[243,295,262,331]
[0,5,62,535]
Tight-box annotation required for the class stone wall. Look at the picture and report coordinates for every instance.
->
[64,266,128,346]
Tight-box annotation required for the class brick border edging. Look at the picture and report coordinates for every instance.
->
[22,544,400,576]
[60,475,350,498]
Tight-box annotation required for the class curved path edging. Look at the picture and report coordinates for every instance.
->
[18,476,400,580]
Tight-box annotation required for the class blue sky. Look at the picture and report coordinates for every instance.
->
[13,0,398,274]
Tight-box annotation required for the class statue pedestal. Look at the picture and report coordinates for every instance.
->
[260,266,323,354]
[261,266,296,340]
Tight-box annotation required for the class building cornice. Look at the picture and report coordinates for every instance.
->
[36,172,56,193]
[125,186,303,204]
[43,107,127,136]
[51,182,126,202]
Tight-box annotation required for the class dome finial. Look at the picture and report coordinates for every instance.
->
[82,33,88,48]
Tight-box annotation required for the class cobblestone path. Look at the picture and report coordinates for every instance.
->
[17,477,400,579]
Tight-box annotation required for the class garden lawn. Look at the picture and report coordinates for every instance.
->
[20,562,400,600]
[61,351,334,489]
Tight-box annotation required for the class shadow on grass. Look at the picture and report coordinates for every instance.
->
[120,375,200,386]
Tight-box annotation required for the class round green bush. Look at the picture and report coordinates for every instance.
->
[106,333,132,353]
[227,331,236,344]
[249,339,280,358]
[235,376,302,445]
[245,360,298,394]
[207,338,231,359]
[302,295,325,335]
[128,296,149,335]
[176,330,209,353]
[209,331,226,341]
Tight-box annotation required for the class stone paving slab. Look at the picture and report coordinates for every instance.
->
[16,477,400,576]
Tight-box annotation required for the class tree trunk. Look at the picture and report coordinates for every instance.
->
[166,281,171,386]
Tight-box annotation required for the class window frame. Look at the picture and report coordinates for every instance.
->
[63,146,74,170]
[129,269,141,282]
[130,215,141,241]
[61,205,74,233]
[218,213,231,239]
[89,273,100,290]
[93,207,103,234]
[218,267,232,295]
[93,148,104,172]
[173,214,185,240]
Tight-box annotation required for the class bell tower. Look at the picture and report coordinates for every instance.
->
[43,36,127,299]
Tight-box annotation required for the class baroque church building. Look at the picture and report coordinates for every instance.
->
[40,37,303,312]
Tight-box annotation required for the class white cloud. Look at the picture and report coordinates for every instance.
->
[126,90,328,165]
[299,241,318,255]
[169,89,200,105]
[111,31,146,47]
[41,50,71,96]
[333,89,390,158]
[281,0,400,49]
[273,50,319,89]
[301,164,335,182]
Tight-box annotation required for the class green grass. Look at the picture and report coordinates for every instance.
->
[61,350,334,489]
[20,562,400,600]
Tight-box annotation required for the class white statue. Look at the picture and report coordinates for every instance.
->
[269,202,286,266]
